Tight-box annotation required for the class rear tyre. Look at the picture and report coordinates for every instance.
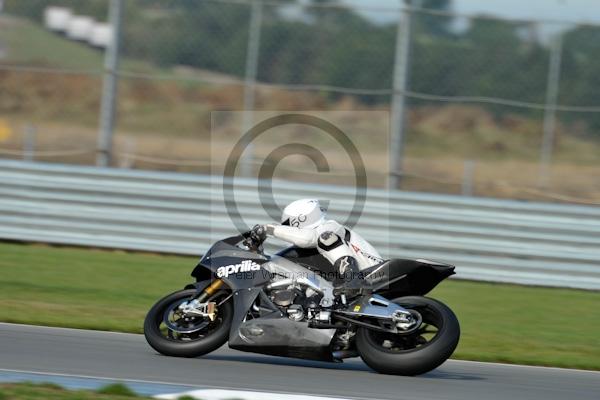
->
[144,288,232,358]
[356,296,459,375]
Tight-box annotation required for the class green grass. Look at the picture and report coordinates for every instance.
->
[0,16,103,70]
[96,384,138,397]
[0,241,599,370]
[0,242,192,332]
[0,15,155,72]
[0,382,146,399]
[430,280,600,370]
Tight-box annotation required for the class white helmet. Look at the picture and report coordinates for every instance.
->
[281,199,326,229]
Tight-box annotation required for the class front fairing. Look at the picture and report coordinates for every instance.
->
[192,234,271,289]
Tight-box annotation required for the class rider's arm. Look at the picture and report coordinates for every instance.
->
[266,224,318,248]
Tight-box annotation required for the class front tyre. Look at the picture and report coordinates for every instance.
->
[144,289,232,358]
[356,296,460,375]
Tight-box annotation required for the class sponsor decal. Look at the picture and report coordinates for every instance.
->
[362,251,384,263]
[351,243,383,263]
[339,257,350,274]
[216,260,261,278]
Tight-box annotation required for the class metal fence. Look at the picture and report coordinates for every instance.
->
[1,159,600,290]
[1,1,600,203]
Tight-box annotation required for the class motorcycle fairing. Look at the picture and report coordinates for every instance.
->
[364,258,455,298]
[191,234,271,290]
[191,256,271,289]
[277,247,455,298]
[227,287,336,362]
[190,236,337,362]
[276,246,335,274]
[230,317,336,361]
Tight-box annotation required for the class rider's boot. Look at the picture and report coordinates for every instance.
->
[332,256,370,302]
[317,231,370,302]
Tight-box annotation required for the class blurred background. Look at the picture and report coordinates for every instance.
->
[1,0,599,203]
[0,1,600,386]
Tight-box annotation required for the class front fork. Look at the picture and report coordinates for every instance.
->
[178,279,225,321]
[193,279,225,302]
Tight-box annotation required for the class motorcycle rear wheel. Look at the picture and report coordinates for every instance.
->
[144,288,232,358]
[356,296,460,375]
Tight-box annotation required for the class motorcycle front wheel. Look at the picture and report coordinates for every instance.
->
[356,296,460,375]
[144,288,233,358]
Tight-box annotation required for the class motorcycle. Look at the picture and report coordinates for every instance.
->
[144,230,460,375]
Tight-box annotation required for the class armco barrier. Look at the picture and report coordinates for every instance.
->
[1,159,599,290]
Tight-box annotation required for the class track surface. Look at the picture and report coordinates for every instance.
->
[1,323,599,400]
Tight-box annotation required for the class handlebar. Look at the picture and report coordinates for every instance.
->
[241,229,265,252]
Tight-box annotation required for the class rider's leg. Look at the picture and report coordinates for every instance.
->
[317,231,367,299]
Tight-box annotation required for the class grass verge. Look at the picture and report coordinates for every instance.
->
[0,382,144,399]
[0,242,599,370]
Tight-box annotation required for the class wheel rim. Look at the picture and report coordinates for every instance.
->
[363,303,444,353]
[155,293,229,342]
[163,301,211,334]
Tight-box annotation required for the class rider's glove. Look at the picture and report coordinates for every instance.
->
[250,224,267,243]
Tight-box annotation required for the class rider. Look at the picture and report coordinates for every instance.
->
[251,199,384,300]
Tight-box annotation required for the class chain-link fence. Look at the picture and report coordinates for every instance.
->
[1,0,599,203]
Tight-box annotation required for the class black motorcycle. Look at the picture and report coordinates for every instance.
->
[144,230,460,375]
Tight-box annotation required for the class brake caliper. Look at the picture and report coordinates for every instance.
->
[179,300,217,321]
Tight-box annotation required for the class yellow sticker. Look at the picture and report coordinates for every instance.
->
[353,305,361,312]
[0,119,12,142]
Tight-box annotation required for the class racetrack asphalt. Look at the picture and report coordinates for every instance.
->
[1,323,598,400]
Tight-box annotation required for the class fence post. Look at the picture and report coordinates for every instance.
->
[462,160,475,196]
[23,123,36,162]
[388,0,413,190]
[239,0,263,177]
[97,0,124,167]
[538,32,563,186]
